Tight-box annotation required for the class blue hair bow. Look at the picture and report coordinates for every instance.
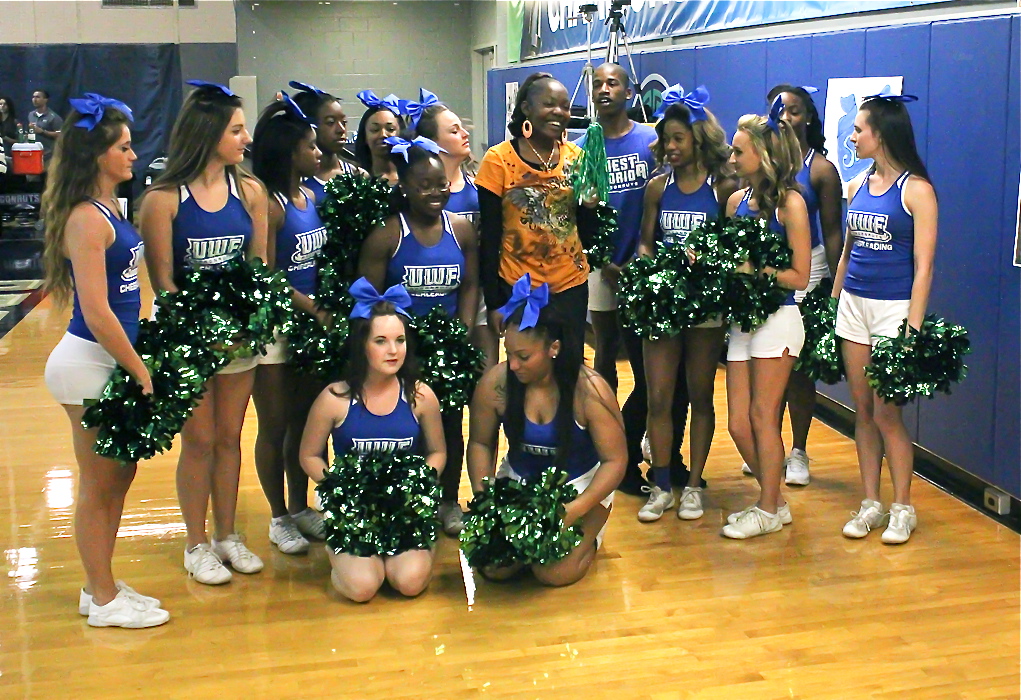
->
[801,85,819,95]
[68,93,133,131]
[495,274,549,330]
[349,277,412,319]
[288,80,328,97]
[766,94,786,133]
[405,88,440,128]
[862,89,919,104]
[280,90,314,124]
[186,80,235,97]
[654,84,710,122]
[357,90,402,116]
[384,136,446,162]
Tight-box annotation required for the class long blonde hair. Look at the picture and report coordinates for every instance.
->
[42,108,131,308]
[736,113,802,221]
[148,85,256,206]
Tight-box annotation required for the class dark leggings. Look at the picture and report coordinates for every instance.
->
[440,409,465,502]
[619,324,689,476]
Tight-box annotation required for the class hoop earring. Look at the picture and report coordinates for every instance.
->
[522,119,532,139]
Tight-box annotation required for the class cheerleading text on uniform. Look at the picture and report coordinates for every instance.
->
[185,235,246,268]
[352,437,415,454]
[402,265,461,297]
[606,153,649,192]
[290,226,328,272]
[848,211,894,251]
[119,242,143,293]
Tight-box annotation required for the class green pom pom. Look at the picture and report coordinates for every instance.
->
[584,201,617,270]
[81,258,290,462]
[793,278,844,384]
[283,305,351,382]
[572,122,610,203]
[318,450,440,556]
[618,244,691,340]
[318,174,392,287]
[460,466,584,569]
[865,314,971,405]
[410,307,486,412]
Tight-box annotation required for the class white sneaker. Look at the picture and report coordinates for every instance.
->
[79,581,162,616]
[291,507,326,540]
[87,589,170,629]
[721,506,783,539]
[439,501,464,536]
[184,543,232,585]
[741,463,753,476]
[637,485,675,522]
[269,515,310,554]
[881,503,917,544]
[641,433,652,463]
[728,502,792,526]
[211,534,264,574]
[842,499,886,539]
[785,449,811,486]
[676,487,704,520]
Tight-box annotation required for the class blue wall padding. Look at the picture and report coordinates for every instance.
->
[488,15,1021,497]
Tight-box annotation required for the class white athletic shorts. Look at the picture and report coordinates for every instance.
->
[257,330,288,366]
[476,296,488,326]
[497,459,613,548]
[727,305,805,362]
[587,268,618,312]
[794,244,830,304]
[835,290,910,347]
[45,332,116,406]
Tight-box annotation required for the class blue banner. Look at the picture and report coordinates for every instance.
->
[519,0,948,58]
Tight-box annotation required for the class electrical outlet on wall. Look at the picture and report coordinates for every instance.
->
[983,487,1011,516]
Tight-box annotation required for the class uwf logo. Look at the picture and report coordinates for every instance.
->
[606,154,649,192]
[836,85,890,184]
[848,211,892,242]
[660,210,706,247]
[522,443,557,457]
[186,235,245,268]
[119,241,143,293]
[291,227,327,266]
[352,437,414,454]
[403,265,460,297]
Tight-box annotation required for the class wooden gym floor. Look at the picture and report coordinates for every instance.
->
[0,290,1017,700]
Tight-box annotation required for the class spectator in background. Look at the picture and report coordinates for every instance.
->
[29,90,64,166]
[0,96,19,162]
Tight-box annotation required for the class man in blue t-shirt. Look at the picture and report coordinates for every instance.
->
[581,63,693,495]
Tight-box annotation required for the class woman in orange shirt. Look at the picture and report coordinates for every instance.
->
[475,72,598,358]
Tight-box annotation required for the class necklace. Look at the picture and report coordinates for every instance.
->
[524,138,559,171]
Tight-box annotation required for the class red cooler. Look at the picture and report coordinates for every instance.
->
[12,143,44,175]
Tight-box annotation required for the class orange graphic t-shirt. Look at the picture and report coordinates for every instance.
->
[474,140,590,293]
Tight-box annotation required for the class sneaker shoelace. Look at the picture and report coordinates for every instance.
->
[849,507,886,532]
[735,508,772,531]
[190,546,225,578]
[276,519,305,544]
[680,490,700,509]
[887,509,910,532]
[224,537,258,565]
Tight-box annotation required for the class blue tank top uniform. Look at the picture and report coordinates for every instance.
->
[505,413,601,482]
[331,382,420,456]
[385,212,464,317]
[580,122,656,264]
[657,172,720,249]
[172,173,251,277]
[844,171,915,301]
[304,161,361,204]
[735,189,796,306]
[68,200,144,344]
[273,191,327,296]
[796,148,822,249]
[445,175,479,227]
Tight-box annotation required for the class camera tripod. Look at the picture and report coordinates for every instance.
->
[570,0,648,126]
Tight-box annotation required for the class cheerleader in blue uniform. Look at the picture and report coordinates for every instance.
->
[832,93,937,544]
[633,86,738,523]
[353,90,405,186]
[43,95,169,628]
[763,84,844,486]
[299,284,445,602]
[250,94,332,555]
[289,80,366,202]
[467,276,626,586]
[357,136,478,536]
[408,88,499,371]
[722,97,811,539]
[140,81,269,584]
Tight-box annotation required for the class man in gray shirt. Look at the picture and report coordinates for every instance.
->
[28,90,63,166]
